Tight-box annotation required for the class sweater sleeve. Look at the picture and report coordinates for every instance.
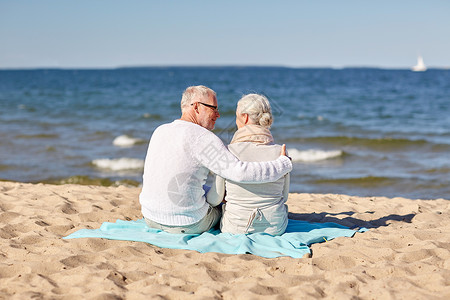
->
[206,175,225,207]
[193,131,292,183]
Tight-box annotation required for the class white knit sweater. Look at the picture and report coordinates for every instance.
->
[139,120,292,226]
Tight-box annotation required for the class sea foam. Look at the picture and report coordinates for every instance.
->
[288,148,343,162]
[113,135,144,147]
[92,158,144,171]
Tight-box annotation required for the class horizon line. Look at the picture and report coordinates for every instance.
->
[1,64,449,71]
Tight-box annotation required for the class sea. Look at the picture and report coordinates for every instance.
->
[0,67,449,200]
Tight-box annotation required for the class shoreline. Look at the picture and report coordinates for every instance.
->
[0,181,449,298]
[1,177,448,201]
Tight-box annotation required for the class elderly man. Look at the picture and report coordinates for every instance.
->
[139,85,292,234]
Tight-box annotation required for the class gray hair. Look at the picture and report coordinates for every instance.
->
[237,93,273,128]
[180,85,216,112]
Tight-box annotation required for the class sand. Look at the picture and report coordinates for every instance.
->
[0,181,449,299]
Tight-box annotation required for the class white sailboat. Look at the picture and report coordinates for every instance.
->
[412,55,427,72]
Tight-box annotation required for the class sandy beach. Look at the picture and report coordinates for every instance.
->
[0,181,449,299]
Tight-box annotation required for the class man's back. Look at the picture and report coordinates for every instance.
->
[140,120,211,226]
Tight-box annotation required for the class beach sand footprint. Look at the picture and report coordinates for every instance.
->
[60,254,102,269]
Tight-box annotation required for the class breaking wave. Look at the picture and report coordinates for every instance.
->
[91,158,144,171]
[113,135,145,147]
[287,148,343,162]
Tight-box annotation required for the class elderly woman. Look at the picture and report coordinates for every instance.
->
[206,94,290,235]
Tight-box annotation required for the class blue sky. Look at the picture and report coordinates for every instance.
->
[1,0,449,69]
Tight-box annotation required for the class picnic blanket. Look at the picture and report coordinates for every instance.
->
[64,218,367,258]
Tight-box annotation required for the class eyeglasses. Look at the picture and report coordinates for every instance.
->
[192,102,219,113]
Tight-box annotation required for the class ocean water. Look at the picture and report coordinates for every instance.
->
[0,67,449,200]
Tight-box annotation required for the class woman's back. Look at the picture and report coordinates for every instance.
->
[208,93,290,235]
[220,140,289,235]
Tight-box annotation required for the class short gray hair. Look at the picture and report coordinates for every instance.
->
[180,85,216,112]
[237,93,273,128]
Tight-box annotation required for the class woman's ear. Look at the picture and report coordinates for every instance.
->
[243,113,249,124]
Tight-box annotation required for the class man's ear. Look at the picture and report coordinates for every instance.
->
[193,102,199,113]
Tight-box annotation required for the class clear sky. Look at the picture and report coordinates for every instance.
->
[1,0,449,69]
